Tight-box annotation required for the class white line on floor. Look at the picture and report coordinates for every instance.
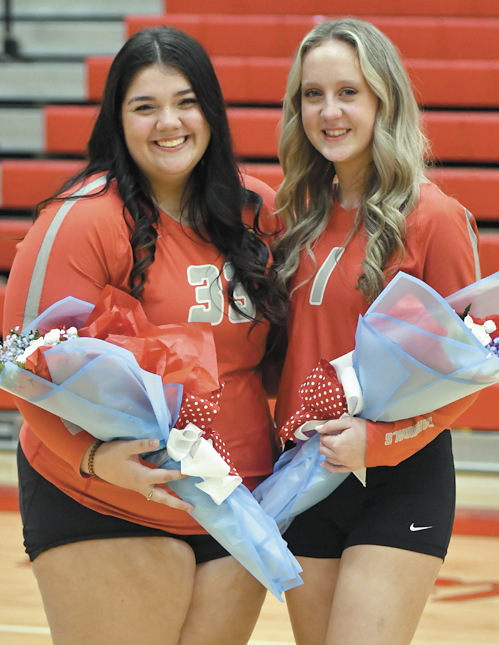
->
[0,624,50,634]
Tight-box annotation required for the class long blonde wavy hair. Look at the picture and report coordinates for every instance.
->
[273,18,428,302]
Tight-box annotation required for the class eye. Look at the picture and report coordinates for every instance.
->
[341,88,357,98]
[179,97,199,108]
[303,88,322,99]
[133,103,155,112]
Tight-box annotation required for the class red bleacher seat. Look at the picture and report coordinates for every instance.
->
[0,219,29,344]
[45,106,98,155]
[0,388,16,411]
[426,168,499,221]
[0,160,85,209]
[407,59,499,107]
[0,283,6,336]
[86,55,291,104]
[2,160,498,221]
[479,234,499,278]
[0,219,33,271]
[127,15,314,58]
[164,0,499,16]
[127,14,499,60]
[85,55,499,108]
[424,113,499,162]
[43,104,499,163]
[245,164,499,222]
[452,384,499,430]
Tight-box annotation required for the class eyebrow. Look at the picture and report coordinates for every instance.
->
[302,78,360,88]
[126,88,195,105]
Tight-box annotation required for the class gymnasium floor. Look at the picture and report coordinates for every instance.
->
[1,440,498,645]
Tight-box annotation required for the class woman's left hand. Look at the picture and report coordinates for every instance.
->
[317,416,367,472]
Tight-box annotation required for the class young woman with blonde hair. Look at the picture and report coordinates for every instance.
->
[273,18,479,645]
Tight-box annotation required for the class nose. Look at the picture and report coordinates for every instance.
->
[156,107,181,130]
[321,96,342,121]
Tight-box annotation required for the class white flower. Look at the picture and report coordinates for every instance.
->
[483,320,497,335]
[464,315,493,346]
[17,337,46,365]
[66,327,78,338]
[43,328,62,345]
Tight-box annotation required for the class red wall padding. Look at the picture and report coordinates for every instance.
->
[86,56,499,108]
[164,0,499,17]
[127,15,499,60]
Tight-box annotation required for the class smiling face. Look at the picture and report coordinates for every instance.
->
[301,39,379,182]
[121,64,211,199]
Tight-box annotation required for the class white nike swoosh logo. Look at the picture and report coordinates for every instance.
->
[410,523,433,531]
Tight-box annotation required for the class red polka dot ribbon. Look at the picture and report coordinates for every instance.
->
[202,427,239,477]
[174,384,239,476]
[175,385,224,430]
[279,359,348,443]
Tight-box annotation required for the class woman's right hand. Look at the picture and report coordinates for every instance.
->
[81,438,194,511]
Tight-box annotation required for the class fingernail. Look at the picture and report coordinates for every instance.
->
[316,424,324,431]
[148,439,159,447]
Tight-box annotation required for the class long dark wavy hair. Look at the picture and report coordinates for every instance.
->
[37,26,286,325]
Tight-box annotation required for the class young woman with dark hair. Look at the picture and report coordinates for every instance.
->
[5,27,286,645]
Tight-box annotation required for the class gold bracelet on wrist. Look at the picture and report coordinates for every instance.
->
[87,440,104,477]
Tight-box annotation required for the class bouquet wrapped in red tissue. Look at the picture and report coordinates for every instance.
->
[0,286,303,600]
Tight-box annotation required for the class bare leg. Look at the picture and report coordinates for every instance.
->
[325,545,442,645]
[32,536,197,645]
[285,556,341,645]
[180,555,267,645]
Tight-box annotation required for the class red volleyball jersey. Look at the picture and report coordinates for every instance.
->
[4,174,279,534]
[275,182,481,467]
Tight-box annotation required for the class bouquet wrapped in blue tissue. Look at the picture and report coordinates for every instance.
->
[254,271,499,532]
[0,286,302,600]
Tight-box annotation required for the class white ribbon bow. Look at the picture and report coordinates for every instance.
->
[293,351,367,486]
[167,422,242,505]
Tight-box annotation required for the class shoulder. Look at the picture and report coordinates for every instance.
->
[404,181,480,289]
[241,174,283,237]
[39,174,127,238]
[405,181,478,250]
[411,181,473,229]
[241,174,276,209]
[25,174,130,270]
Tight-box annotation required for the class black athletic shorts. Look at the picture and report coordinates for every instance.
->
[17,444,230,564]
[283,430,455,561]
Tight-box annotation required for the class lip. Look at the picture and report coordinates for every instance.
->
[153,135,189,150]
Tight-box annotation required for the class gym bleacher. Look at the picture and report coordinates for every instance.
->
[0,0,498,465]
